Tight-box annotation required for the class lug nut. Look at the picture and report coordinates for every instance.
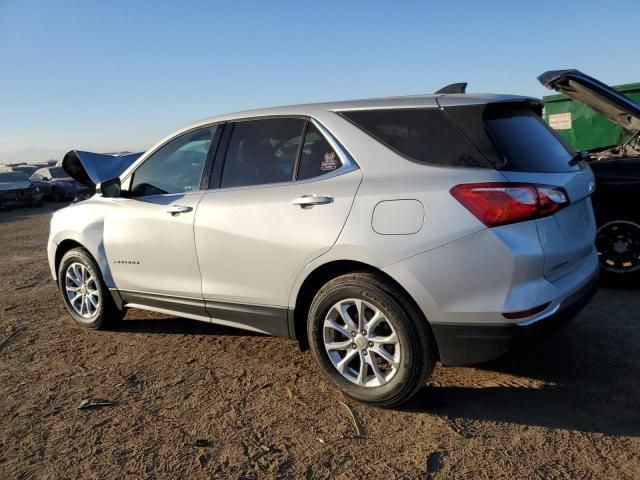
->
[351,331,356,337]
[352,344,357,349]
[368,341,374,347]
[361,330,367,335]
[363,350,368,356]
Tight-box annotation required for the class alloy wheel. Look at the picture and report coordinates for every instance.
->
[65,262,101,320]
[323,298,401,387]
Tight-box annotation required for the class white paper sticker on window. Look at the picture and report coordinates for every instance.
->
[548,112,572,130]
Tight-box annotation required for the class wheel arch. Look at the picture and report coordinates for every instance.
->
[55,239,86,277]
[291,259,436,358]
[54,237,124,310]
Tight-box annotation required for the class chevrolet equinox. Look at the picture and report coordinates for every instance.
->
[49,91,599,406]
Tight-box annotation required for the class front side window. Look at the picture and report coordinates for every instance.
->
[297,123,343,180]
[130,126,218,197]
[221,118,305,188]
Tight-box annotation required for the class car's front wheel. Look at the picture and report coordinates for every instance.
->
[57,248,124,329]
[307,272,436,407]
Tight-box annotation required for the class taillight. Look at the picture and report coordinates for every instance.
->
[450,182,569,227]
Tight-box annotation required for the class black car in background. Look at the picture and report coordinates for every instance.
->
[30,166,90,202]
[8,165,38,177]
[540,70,640,284]
[0,171,44,209]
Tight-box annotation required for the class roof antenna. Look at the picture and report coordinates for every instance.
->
[435,82,467,94]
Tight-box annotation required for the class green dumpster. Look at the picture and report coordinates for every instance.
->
[543,82,640,151]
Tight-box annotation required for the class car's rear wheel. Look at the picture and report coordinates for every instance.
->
[58,248,124,329]
[596,220,640,284]
[307,272,436,407]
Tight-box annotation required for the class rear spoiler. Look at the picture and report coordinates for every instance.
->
[62,151,143,188]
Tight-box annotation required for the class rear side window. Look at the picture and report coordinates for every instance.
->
[221,118,305,188]
[297,123,342,180]
[340,108,493,168]
[445,104,579,173]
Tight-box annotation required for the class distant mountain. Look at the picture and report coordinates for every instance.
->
[0,148,138,164]
[0,147,63,164]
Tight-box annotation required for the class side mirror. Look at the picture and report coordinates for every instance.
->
[97,177,122,198]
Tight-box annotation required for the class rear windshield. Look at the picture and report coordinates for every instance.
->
[49,167,70,179]
[0,172,29,182]
[446,103,579,173]
[341,104,579,173]
[340,108,494,168]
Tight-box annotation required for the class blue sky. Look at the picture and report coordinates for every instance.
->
[1,0,638,162]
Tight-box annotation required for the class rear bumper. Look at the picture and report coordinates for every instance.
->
[431,272,599,366]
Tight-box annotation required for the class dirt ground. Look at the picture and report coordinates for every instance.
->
[0,204,639,479]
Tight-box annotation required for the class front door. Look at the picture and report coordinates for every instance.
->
[104,125,221,317]
[194,118,362,335]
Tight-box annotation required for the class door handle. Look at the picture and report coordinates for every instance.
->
[166,204,193,215]
[292,195,333,208]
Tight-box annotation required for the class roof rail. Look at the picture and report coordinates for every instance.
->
[435,82,467,94]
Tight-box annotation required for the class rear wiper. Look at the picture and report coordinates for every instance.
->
[568,150,589,167]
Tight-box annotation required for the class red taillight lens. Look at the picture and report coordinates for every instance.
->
[450,182,569,227]
[502,302,551,320]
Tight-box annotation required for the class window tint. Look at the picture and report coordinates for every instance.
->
[221,118,304,188]
[130,126,217,197]
[484,109,578,173]
[0,172,29,182]
[440,103,579,173]
[340,108,492,168]
[50,167,70,179]
[297,123,342,180]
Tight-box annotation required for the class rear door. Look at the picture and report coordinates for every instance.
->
[444,102,597,281]
[194,117,361,335]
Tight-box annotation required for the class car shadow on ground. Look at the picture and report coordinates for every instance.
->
[404,310,640,437]
[112,290,639,438]
[116,315,265,338]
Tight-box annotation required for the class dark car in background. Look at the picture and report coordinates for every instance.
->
[9,165,38,177]
[30,166,90,202]
[0,171,44,209]
[540,69,640,283]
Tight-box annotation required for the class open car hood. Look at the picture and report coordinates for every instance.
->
[62,151,143,188]
[538,69,640,132]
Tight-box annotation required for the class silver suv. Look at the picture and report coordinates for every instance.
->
[48,92,599,406]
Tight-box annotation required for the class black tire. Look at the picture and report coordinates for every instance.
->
[57,247,124,329]
[307,272,436,407]
[596,219,640,287]
[51,188,62,202]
